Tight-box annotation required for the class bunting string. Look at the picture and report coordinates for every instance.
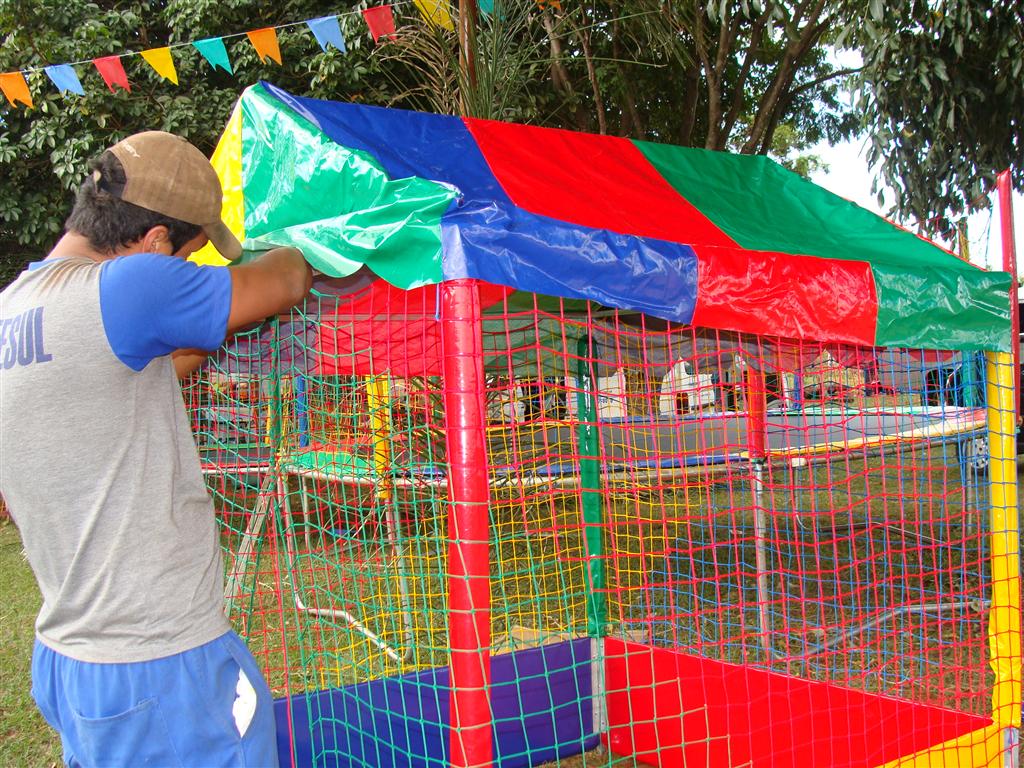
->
[0,1,459,109]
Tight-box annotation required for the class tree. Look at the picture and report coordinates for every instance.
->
[6,1,1012,286]
[853,0,1024,234]
[0,0,386,283]
[371,2,861,163]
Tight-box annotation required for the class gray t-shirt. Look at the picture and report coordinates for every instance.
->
[0,254,233,663]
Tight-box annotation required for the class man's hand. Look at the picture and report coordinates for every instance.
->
[226,247,312,333]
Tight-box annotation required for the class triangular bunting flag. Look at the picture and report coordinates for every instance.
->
[476,1,507,22]
[246,28,282,65]
[93,56,131,93]
[362,5,396,43]
[307,16,346,52]
[193,37,233,74]
[536,0,561,8]
[44,64,84,95]
[141,47,178,85]
[0,71,32,108]
[413,0,455,31]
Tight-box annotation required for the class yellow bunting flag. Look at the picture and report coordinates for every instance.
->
[0,71,32,108]
[140,47,178,85]
[413,0,455,31]
[246,28,282,65]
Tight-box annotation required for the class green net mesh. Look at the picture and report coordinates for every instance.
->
[183,278,1008,767]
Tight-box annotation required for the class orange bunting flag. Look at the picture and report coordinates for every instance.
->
[413,0,454,31]
[536,0,561,8]
[362,5,397,43]
[0,71,32,108]
[246,28,282,65]
[140,47,178,85]
[93,56,131,93]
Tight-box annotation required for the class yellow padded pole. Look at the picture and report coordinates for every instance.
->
[985,350,1021,729]
[367,376,393,504]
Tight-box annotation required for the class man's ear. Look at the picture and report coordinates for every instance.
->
[139,225,172,254]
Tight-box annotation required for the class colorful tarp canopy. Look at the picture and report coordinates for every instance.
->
[194,81,1011,352]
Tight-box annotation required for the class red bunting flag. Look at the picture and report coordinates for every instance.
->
[0,71,32,108]
[246,28,282,65]
[362,5,396,43]
[93,56,131,93]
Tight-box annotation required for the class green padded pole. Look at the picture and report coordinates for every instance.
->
[962,352,977,408]
[576,335,606,637]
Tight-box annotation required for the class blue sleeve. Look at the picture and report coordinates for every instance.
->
[99,253,232,371]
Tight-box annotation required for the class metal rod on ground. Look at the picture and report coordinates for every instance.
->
[745,364,772,660]
[279,483,406,665]
[442,278,493,768]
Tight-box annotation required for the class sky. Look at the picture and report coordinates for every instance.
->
[808,137,1024,274]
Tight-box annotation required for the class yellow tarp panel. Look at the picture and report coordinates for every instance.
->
[986,351,1022,729]
[877,722,1011,767]
[191,98,244,267]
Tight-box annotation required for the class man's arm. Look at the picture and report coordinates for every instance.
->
[172,248,312,379]
[226,247,313,332]
[172,348,210,378]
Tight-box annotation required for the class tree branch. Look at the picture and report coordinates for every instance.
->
[573,5,607,134]
[740,0,829,154]
[721,10,773,145]
[541,11,574,99]
[678,63,700,145]
[788,66,862,99]
[612,19,645,139]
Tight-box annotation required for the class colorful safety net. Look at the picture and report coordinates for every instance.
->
[187,83,1021,768]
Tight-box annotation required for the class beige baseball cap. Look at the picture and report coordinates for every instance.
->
[106,131,242,260]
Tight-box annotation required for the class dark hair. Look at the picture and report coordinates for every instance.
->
[64,152,202,254]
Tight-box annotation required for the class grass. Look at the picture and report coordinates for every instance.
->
[0,518,61,767]
[0,448,1008,767]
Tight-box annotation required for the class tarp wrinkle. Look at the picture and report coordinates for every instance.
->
[217,82,1011,352]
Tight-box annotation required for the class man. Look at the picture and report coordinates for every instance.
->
[0,131,312,766]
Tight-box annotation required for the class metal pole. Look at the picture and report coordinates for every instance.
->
[746,365,772,660]
[442,279,492,768]
[575,335,607,737]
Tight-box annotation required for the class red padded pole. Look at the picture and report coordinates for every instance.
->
[441,278,492,768]
[746,365,767,459]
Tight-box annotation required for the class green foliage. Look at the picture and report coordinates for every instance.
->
[0,0,389,277]
[854,0,1024,233]
[6,1,1011,285]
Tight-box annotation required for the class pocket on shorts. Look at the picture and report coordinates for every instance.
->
[71,696,183,768]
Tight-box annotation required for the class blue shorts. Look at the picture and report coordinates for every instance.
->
[31,631,280,768]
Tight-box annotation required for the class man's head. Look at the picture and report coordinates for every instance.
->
[64,131,241,260]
